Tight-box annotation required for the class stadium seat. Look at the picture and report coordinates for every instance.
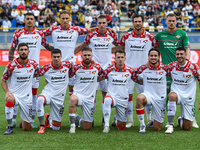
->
[11,19,17,27]
[190,25,196,32]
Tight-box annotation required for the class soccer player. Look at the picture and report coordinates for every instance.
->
[99,49,142,133]
[117,14,158,128]
[9,12,54,128]
[165,47,200,134]
[135,48,170,133]
[35,49,74,134]
[69,47,104,133]
[74,15,119,125]
[2,43,38,135]
[154,13,198,128]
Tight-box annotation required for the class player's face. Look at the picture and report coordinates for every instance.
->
[166,16,177,30]
[18,46,30,60]
[25,15,35,27]
[176,50,186,65]
[133,17,143,31]
[60,13,70,28]
[97,18,107,32]
[148,51,159,65]
[115,52,126,68]
[52,53,62,67]
[82,50,93,65]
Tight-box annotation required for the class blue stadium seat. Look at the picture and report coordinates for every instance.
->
[11,19,17,27]
[190,24,196,32]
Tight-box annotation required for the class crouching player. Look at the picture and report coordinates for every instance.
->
[165,47,200,134]
[69,47,104,133]
[1,43,38,135]
[99,50,142,133]
[135,48,171,133]
[36,49,74,134]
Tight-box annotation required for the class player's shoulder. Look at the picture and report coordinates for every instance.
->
[122,31,131,37]
[189,61,199,69]
[28,59,37,64]
[62,61,73,67]
[6,60,17,68]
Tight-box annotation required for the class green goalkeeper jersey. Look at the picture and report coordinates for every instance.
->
[155,28,190,65]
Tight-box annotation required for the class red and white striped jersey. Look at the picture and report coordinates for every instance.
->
[134,63,170,100]
[83,29,118,69]
[2,58,38,102]
[100,64,138,100]
[42,25,88,62]
[35,61,74,98]
[168,60,200,102]
[11,27,49,64]
[118,29,158,68]
[73,62,104,98]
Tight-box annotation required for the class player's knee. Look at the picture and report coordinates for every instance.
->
[154,126,162,131]
[103,96,112,106]
[136,95,143,107]
[116,123,126,130]
[52,123,61,130]
[70,96,78,105]
[83,125,92,130]
[168,92,177,101]
[37,96,45,104]
[23,126,31,131]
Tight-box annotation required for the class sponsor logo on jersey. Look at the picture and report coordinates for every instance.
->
[175,35,180,39]
[17,75,31,80]
[164,42,178,46]
[112,79,127,83]
[111,74,118,76]
[174,78,189,83]
[20,37,28,39]
[80,77,95,80]
[130,45,145,49]
[57,36,72,39]
[161,35,167,37]
[94,44,109,47]
[147,77,162,81]
[26,41,38,45]
[51,76,66,80]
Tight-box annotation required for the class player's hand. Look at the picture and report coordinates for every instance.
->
[14,27,23,34]
[88,27,96,33]
[5,92,15,102]
[106,27,117,35]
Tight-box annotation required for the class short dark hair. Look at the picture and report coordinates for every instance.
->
[51,49,62,56]
[115,49,126,56]
[148,48,160,56]
[18,43,29,51]
[25,12,35,18]
[82,47,92,52]
[166,13,176,18]
[97,15,107,21]
[60,10,70,17]
[176,47,186,53]
[132,14,144,22]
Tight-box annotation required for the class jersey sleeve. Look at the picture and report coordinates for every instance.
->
[83,33,91,45]
[150,34,159,48]
[192,63,200,82]
[34,64,50,77]
[99,67,110,79]
[111,32,118,46]
[40,31,49,47]
[182,32,190,48]
[11,32,19,49]
[94,64,105,76]
[118,33,126,46]
[1,62,15,81]
[68,62,75,78]
[129,68,139,82]
[73,26,88,36]
[42,26,54,36]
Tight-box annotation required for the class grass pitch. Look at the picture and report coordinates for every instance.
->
[0,65,200,150]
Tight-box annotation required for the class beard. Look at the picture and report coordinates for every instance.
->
[20,54,28,60]
[83,59,91,65]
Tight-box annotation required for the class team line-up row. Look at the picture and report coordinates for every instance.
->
[1,11,197,135]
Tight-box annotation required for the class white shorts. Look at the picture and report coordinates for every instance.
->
[40,92,65,122]
[128,79,144,94]
[99,79,108,92]
[74,93,95,122]
[69,76,76,86]
[32,77,39,89]
[14,96,32,123]
[175,91,195,122]
[142,92,165,123]
[108,95,128,123]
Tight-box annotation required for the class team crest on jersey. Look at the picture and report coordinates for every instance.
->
[33,36,39,39]
[28,69,33,73]
[175,35,180,39]
[122,74,129,77]
[69,31,74,34]
[159,71,164,75]
[105,38,110,42]
[143,40,148,43]
[184,74,191,78]
[62,69,67,73]
[92,71,96,74]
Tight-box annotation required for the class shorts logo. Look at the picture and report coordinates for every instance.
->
[28,69,33,73]
[143,40,148,43]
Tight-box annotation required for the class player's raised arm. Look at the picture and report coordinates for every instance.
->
[185,48,191,60]
[9,47,15,62]
[74,43,88,54]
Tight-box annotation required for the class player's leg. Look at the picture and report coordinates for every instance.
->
[37,94,48,134]
[31,77,39,128]
[22,120,31,131]
[68,76,75,96]
[99,80,107,126]
[182,118,193,130]
[153,120,163,131]
[126,80,135,128]
[69,94,79,133]
[192,103,199,128]
[12,105,19,127]
[50,120,61,130]
[102,95,114,133]
[81,121,93,130]
[4,95,15,135]
[136,93,147,133]
[165,91,178,134]
[165,77,172,127]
